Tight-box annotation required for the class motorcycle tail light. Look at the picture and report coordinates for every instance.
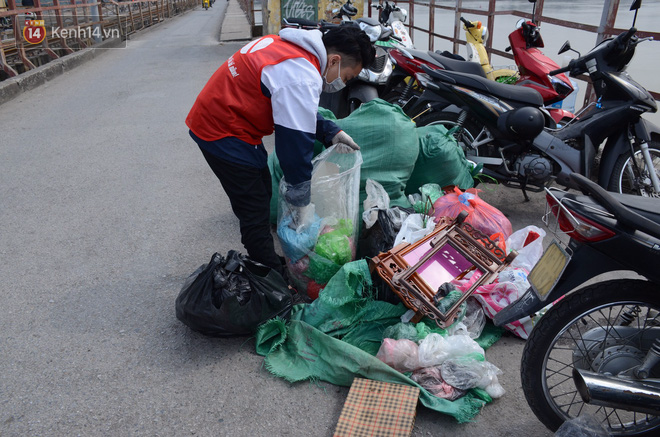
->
[549,76,573,97]
[546,193,616,243]
[415,72,434,88]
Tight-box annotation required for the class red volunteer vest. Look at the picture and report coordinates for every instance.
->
[186,36,322,144]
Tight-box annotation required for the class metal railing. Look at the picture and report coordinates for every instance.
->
[0,0,197,80]
[368,0,660,102]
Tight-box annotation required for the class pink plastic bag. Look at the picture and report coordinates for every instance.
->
[432,188,512,238]
[376,338,420,372]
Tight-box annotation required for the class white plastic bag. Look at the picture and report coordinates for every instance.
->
[376,338,420,372]
[417,333,485,368]
[506,225,546,272]
[362,179,391,229]
[393,214,436,247]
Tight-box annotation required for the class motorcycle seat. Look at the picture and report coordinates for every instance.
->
[405,48,487,78]
[568,192,660,239]
[428,51,487,78]
[426,68,543,107]
[608,194,660,231]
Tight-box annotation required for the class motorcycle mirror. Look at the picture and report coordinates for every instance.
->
[630,0,642,27]
[558,40,580,57]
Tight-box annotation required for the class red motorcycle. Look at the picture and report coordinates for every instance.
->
[507,17,575,125]
[385,2,576,126]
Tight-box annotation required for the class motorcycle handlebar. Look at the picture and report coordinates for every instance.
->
[621,27,637,44]
[548,65,570,76]
[460,17,474,28]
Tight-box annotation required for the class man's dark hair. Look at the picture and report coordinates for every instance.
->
[322,25,376,70]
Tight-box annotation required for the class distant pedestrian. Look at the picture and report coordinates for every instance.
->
[186,26,374,275]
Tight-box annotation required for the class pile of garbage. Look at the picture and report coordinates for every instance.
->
[177,99,553,423]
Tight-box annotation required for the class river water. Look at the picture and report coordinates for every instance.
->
[391,0,660,124]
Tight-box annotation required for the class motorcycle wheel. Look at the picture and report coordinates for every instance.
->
[521,279,660,436]
[413,111,482,156]
[609,142,660,197]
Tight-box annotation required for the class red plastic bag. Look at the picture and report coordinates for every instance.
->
[432,188,512,238]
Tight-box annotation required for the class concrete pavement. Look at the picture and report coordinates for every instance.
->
[219,0,252,41]
[0,3,554,436]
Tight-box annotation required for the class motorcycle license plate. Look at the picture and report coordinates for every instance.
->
[527,241,570,301]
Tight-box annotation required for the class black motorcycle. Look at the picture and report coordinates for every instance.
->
[409,1,658,199]
[494,173,660,435]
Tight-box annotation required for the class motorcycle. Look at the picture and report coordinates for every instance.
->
[493,172,660,435]
[372,0,413,49]
[410,2,658,198]
[462,17,518,83]
[203,0,209,10]
[386,1,575,125]
[506,0,576,124]
[382,44,487,109]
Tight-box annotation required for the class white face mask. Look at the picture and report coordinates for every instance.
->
[322,58,346,93]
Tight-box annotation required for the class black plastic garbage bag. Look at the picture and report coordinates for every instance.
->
[358,207,413,260]
[175,251,293,336]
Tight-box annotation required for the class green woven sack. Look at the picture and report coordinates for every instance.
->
[405,124,475,195]
[338,100,419,210]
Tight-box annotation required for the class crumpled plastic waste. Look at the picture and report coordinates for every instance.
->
[376,338,421,373]
[277,213,322,263]
[441,357,505,399]
[505,225,546,272]
[314,221,353,265]
[407,183,444,215]
[446,298,486,339]
[393,213,437,247]
[411,366,466,401]
[382,323,420,343]
[553,414,610,437]
[417,333,485,368]
[362,179,392,229]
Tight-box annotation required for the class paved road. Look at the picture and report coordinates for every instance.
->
[0,4,554,436]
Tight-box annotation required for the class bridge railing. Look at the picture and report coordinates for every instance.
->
[0,0,198,80]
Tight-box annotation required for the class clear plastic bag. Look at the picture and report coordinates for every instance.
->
[417,333,485,368]
[441,357,505,398]
[554,414,610,437]
[446,298,486,339]
[410,366,466,401]
[376,338,421,372]
[277,146,362,296]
